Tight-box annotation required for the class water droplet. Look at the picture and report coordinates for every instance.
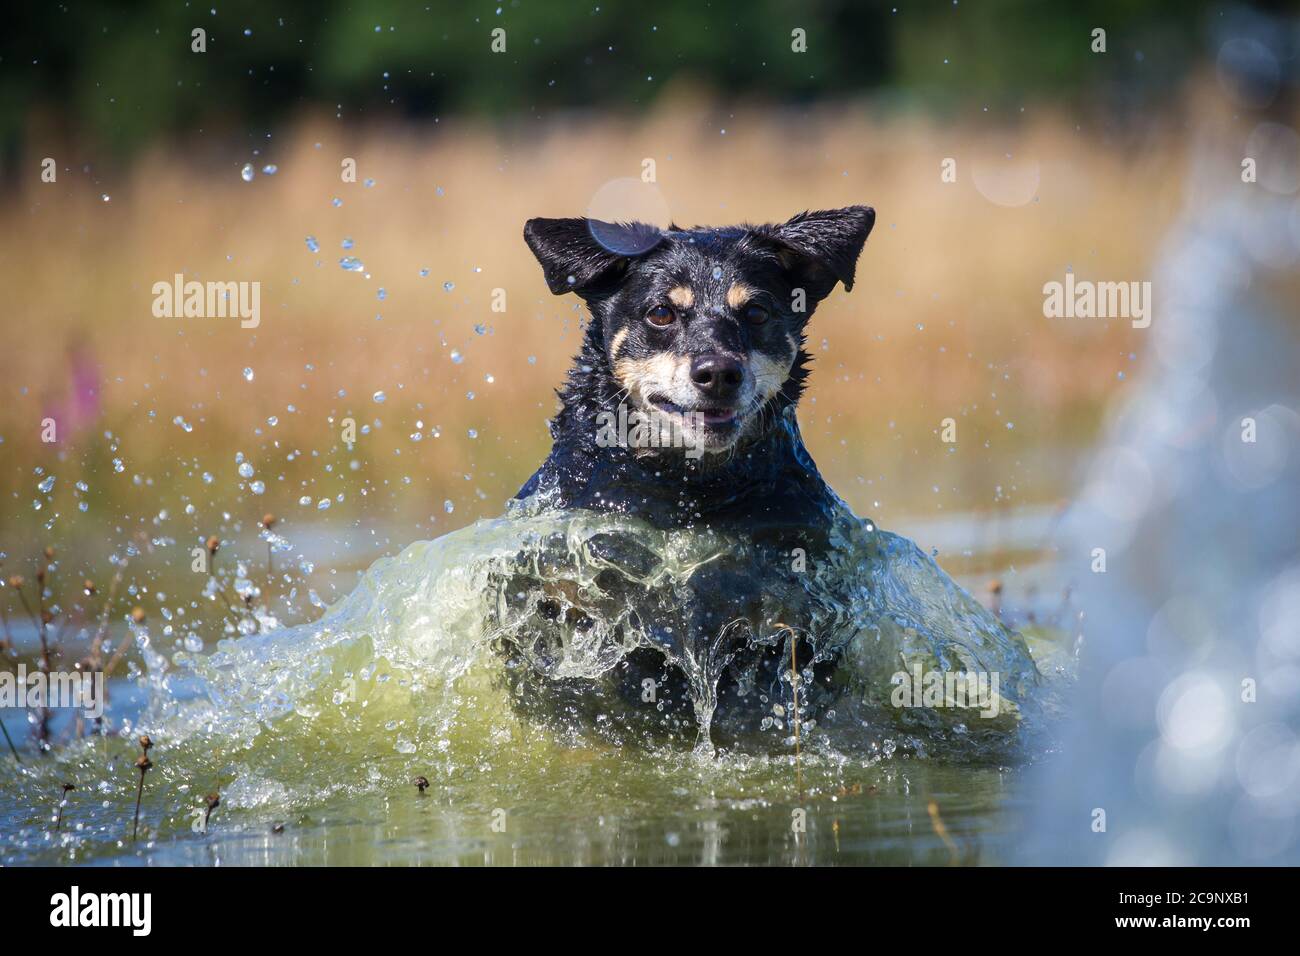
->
[240,164,255,182]
[372,390,386,403]
[443,500,454,513]
[449,350,463,364]
[243,367,255,381]
[249,480,266,495]
[340,256,365,272]
[305,236,319,252]
[262,164,278,175]
[442,281,455,292]
[238,462,255,479]
[37,475,55,494]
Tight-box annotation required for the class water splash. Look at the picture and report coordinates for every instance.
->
[0,497,1056,864]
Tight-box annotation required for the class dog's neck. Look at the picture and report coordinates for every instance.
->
[517,321,836,531]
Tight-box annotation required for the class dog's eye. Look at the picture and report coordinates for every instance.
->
[742,303,770,326]
[646,304,676,327]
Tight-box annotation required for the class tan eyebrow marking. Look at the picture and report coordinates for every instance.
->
[667,286,694,309]
[609,328,630,357]
[727,283,756,310]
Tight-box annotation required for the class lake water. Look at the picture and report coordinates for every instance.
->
[1,493,1072,866]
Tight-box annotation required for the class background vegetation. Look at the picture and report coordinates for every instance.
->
[1,0,1295,654]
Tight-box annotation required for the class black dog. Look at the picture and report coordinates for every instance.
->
[494,207,878,750]
[518,206,874,531]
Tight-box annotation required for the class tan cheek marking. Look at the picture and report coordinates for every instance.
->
[751,338,798,401]
[609,328,629,357]
[726,284,756,310]
[667,286,694,309]
[613,354,687,397]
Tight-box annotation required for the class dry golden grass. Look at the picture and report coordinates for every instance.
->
[1,89,1191,560]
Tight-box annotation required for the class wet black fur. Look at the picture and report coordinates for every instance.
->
[500,207,876,747]
[517,206,875,533]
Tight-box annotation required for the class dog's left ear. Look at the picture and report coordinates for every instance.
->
[523,217,664,298]
[755,205,875,302]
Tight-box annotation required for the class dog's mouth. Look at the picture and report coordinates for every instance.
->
[645,395,741,428]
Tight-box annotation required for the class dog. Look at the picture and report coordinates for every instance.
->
[517,206,874,525]
[493,207,883,750]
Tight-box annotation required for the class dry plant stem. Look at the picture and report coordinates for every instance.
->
[132,769,146,840]
[208,555,250,627]
[1,720,19,763]
[54,784,74,831]
[86,568,124,668]
[203,793,220,832]
[132,738,152,841]
[79,566,123,738]
[927,799,960,865]
[16,587,51,747]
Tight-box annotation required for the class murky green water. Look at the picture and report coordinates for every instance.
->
[1,500,1067,866]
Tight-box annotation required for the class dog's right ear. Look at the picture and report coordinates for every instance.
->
[523,217,663,297]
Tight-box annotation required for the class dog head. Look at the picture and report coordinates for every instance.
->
[524,206,874,455]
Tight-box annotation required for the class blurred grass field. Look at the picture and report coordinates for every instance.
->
[0,86,1201,613]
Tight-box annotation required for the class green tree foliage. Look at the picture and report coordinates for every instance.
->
[0,0,1224,157]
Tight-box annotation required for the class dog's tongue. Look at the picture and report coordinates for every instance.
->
[699,408,737,425]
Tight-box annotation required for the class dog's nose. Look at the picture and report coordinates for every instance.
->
[689,354,744,402]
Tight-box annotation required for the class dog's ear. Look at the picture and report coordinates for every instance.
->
[755,205,875,302]
[523,217,664,298]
